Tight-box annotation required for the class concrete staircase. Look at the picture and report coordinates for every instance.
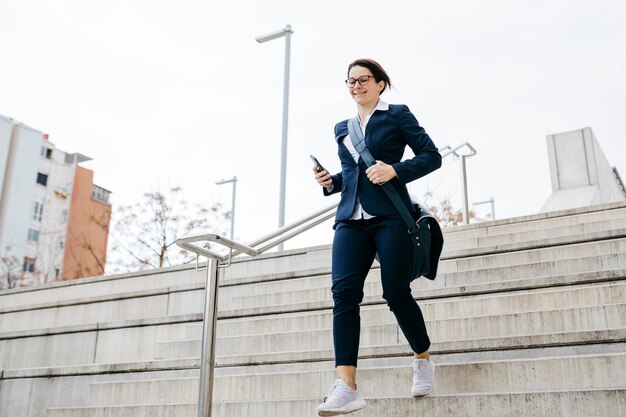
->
[1,202,625,416]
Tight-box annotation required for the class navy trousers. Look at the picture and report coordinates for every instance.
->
[331,216,431,367]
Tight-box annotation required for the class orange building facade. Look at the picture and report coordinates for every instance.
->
[61,166,111,279]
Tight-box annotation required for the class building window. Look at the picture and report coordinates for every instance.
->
[32,202,44,222]
[36,172,48,186]
[40,147,53,159]
[92,185,111,204]
[23,257,36,273]
[27,228,40,242]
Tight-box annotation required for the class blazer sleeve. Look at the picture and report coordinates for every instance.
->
[322,173,342,196]
[391,105,442,184]
[323,121,347,196]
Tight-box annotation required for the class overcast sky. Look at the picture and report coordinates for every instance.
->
[2,1,625,257]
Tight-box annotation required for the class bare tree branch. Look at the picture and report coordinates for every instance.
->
[107,186,229,273]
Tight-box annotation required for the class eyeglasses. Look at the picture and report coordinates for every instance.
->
[345,75,375,88]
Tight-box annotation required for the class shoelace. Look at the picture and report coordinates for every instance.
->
[323,380,339,402]
[414,361,426,378]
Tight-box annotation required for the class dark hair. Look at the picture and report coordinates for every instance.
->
[347,58,392,95]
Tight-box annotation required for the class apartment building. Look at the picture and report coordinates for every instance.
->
[0,114,111,287]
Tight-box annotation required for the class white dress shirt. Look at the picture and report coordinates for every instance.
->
[344,100,390,219]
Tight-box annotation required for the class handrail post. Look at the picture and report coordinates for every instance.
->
[460,154,470,224]
[197,258,220,417]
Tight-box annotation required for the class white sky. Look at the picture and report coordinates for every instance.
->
[2,1,625,253]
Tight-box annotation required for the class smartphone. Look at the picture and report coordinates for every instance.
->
[310,154,326,173]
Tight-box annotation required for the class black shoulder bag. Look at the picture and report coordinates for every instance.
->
[347,117,443,280]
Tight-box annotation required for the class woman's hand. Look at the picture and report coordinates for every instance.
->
[366,161,397,185]
[313,165,333,188]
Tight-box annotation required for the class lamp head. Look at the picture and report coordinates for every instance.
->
[255,25,293,43]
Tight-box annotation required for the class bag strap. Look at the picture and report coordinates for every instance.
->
[347,117,418,231]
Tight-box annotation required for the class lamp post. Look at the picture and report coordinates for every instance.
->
[256,24,293,250]
[215,176,237,240]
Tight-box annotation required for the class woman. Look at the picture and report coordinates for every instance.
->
[313,58,442,416]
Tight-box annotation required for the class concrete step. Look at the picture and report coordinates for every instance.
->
[45,389,626,417]
[4,257,622,337]
[220,249,626,312]
[63,353,626,405]
[213,282,626,337]
[443,205,626,242]
[2,233,623,322]
[47,404,196,417]
[4,205,625,314]
[445,220,626,252]
[445,253,626,288]
[219,329,626,366]
[213,389,626,417]
[0,266,205,311]
[3,203,624,311]
[2,280,623,368]
[0,293,171,333]
[153,304,625,360]
[0,245,332,312]
[88,378,198,406]
[448,238,626,271]
[215,353,626,400]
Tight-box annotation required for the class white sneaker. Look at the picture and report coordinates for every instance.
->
[316,378,367,416]
[411,358,435,396]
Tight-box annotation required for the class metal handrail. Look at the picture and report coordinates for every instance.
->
[177,142,476,417]
[175,202,338,417]
[177,202,338,263]
[439,142,478,224]
[439,142,477,159]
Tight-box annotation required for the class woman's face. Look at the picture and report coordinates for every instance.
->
[347,65,385,107]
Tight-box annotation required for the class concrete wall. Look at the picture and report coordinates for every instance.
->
[541,127,626,212]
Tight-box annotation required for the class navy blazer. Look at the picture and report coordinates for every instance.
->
[325,104,442,222]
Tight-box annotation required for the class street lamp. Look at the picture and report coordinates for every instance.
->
[256,24,293,250]
[215,176,237,240]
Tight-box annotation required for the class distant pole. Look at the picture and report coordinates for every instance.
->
[256,25,293,251]
[215,177,237,240]
[460,155,470,224]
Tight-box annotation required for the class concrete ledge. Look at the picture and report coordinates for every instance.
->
[46,389,626,417]
[1,273,623,341]
[0,314,203,340]
[217,328,626,366]
[359,390,626,417]
[1,201,623,300]
[2,358,200,380]
[444,205,626,241]
[220,269,626,319]
[3,329,624,380]
[444,200,626,232]
[1,231,625,316]
[443,228,626,259]
[50,354,625,403]
[47,403,196,417]
[1,202,624,300]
